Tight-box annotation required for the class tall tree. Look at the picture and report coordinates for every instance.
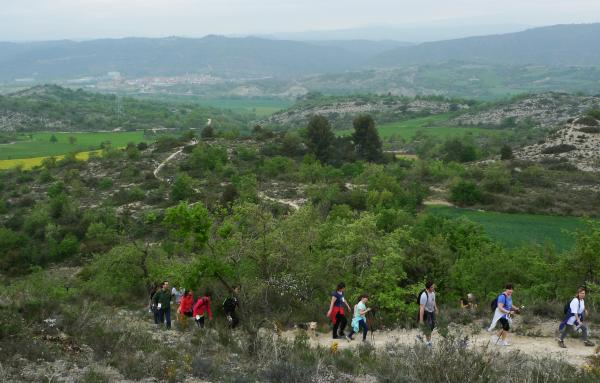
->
[352,115,383,162]
[305,115,335,163]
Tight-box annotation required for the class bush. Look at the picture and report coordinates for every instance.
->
[541,144,577,154]
[450,180,483,206]
[80,245,165,304]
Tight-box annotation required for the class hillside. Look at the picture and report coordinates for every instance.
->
[516,116,600,172]
[448,93,600,129]
[0,36,366,81]
[371,23,600,67]
[261,94,473,130]
[0,85,250,132]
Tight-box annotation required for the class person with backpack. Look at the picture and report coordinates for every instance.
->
[558,286,595,348]
[178,290,194,322]
[193,291,213,328]
[152,280,173,329]
[347,294,371,342]
[418,281,438,347]
[488,284,519,346]
[327,282,352,339]
[223,286,241,329]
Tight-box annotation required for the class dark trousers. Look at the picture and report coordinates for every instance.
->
[196,315,206,328]
[226,310,240,328]
[349,319,369,340]
[153,306,160,324]
[158,308,171,329]
[560,323,589,341]
[333,313,347,338]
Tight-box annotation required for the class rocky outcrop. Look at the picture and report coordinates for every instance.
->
[516,117,600,171]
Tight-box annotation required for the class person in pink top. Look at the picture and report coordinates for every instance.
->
[193,291,213,328]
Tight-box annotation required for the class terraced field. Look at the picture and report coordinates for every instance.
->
[338,114,502,139]
[427,205,588,251]
[0,131,146,160]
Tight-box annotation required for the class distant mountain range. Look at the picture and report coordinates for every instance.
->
[371,23,600,66]
[0,23,599,82]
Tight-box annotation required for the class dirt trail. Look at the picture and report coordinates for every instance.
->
[282,327,595,366]
[153,139,197,181]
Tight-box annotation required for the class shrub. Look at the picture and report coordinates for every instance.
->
[541,144,577,154]
[450,180,483,206]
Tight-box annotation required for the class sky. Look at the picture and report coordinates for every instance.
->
[1,0,600,41]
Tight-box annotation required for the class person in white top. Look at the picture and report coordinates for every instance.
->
[558,286,595,348]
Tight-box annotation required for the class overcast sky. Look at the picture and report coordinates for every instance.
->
[1,0,599,41]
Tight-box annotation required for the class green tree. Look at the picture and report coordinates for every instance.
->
[352,115,383,162]
[171,174,195,202]
[450,180,483,206]
[68,136,77,145]
[500,145,514,160]
[163,202,212,251]
[201,125,215,139]
[49,134,58,143]
[305,115,335,163]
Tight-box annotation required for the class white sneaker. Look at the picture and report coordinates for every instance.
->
[501,340,511,346]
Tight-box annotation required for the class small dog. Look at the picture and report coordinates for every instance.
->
[296,321,318,339]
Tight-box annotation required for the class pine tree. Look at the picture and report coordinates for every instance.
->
[306,115,334,163]
[352,115,383,162]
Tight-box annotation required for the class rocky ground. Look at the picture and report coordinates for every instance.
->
[516,117,600,172]
[450,93,600,129]
[261,97,470,130]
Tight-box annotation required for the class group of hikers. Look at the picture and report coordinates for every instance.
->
[147,279,595,350]
[149,280,240,330]
[327,281,595,349]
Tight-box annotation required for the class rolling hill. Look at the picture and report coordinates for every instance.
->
[371,23,600,67]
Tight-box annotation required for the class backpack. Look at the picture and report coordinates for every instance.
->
[490,293,506,313]
[417,289,428,306]
[563,301,571,315]
[223,297,236,312]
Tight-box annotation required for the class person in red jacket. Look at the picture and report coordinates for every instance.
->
[178,290,194,318]
[193,291,213,328]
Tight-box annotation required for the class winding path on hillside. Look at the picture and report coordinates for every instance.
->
[153,139,197,182]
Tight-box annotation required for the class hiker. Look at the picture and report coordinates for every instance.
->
[153,281,173,329]
[558,286,595,348]
[171,286,184,305]
[327,282,352,339]
[488,284,519,346]
[460,293,477,310]
[193,291,213,328]
[223,286,241,329]
[418,281,438,347]
[178,289,194,321]
[347,294,371,342]
[149,282,161,324]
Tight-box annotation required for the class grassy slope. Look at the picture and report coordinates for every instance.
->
[427,205,587,251]
[0,131,145,160]
[337,114,502,139]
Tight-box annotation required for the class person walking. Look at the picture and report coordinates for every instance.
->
[193,291,213,328]
[347,294,371,342]
[418,281,438,347]
[177,290,194,326]
[327,282,352,339]
[488,284,519,346]
[223,286,241,329]
[149,282,161,325]
[172,286,184,305]
[558,286,595,348]
[153,281,173,329]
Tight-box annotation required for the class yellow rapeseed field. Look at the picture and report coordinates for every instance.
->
[0,150,102,170]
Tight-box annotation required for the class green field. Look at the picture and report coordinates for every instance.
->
[197,98,293,117]
[338,114,502,139]
[0,131,146,160]
[427,205,588,251]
